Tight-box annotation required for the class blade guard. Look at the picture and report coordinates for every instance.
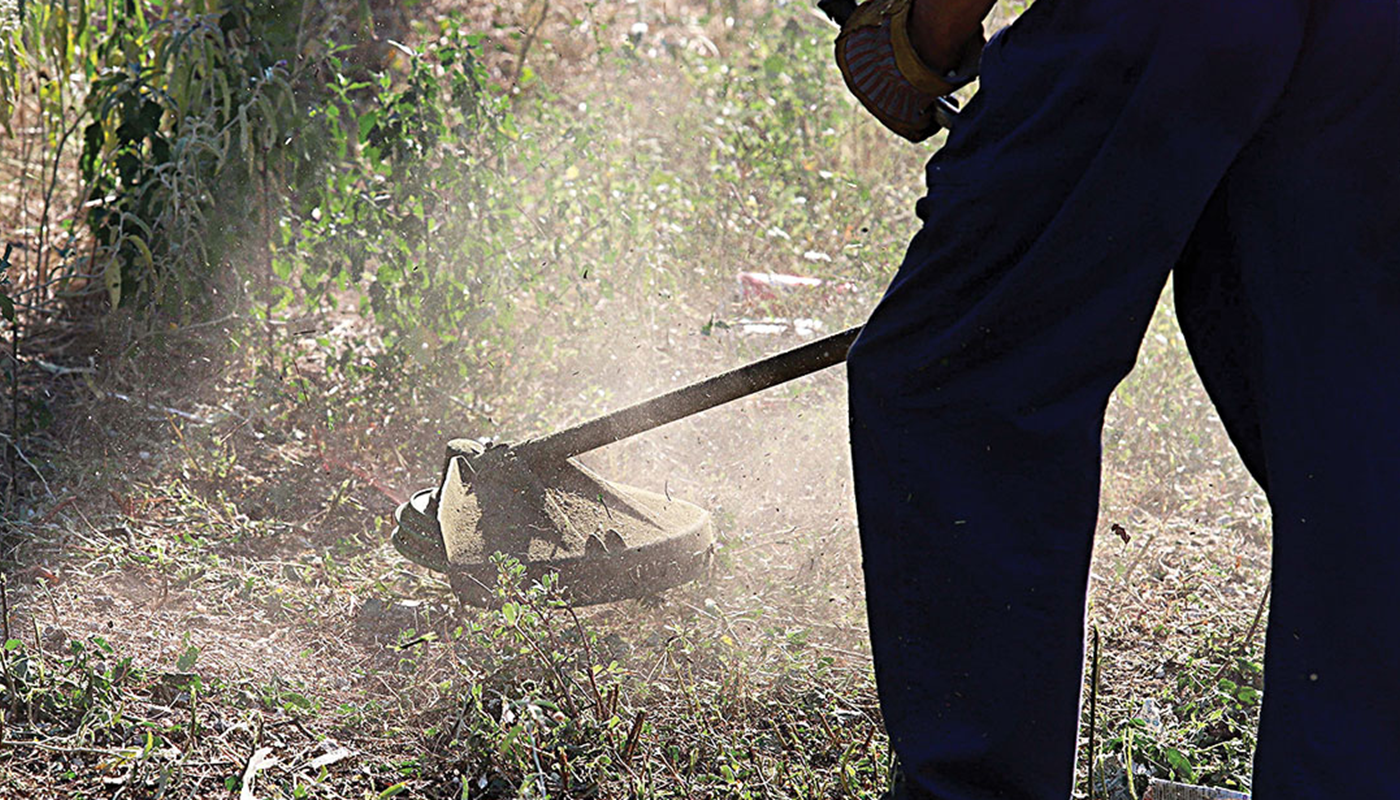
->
[393,440,714,606]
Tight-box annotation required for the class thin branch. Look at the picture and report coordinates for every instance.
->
[510,0,552,90]
[1238,580,1272,657]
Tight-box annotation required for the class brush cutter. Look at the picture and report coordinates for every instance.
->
[392,327,859,606]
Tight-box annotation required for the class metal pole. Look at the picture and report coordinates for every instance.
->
[514,326,861,462]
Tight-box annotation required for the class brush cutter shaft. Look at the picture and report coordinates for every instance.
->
[514,326,861,462]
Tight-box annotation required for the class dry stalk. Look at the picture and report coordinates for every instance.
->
[556,746,572,792]
[507,591,583,720]
[1,577,17,721]
[621,709,646,764]
[565,604,607,717]
[510,0,552,90]
[1238,580,1272,657]
[1088,624,1102,800]
[1119,527,1159,587]
[5,242,17,511]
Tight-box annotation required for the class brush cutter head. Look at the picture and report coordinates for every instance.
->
[392,439,714,606]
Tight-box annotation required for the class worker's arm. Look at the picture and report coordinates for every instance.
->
[907,0,997,73]
[833,0,995,142]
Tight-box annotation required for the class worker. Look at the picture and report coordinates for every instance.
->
[837,0,1400,797]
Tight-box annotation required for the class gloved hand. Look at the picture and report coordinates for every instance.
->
[834,0,982,142]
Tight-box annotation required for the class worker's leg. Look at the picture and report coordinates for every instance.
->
[847,1,1305,797]
[1175,2,1400,795]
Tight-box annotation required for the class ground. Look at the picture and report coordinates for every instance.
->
[0,1,1269,797]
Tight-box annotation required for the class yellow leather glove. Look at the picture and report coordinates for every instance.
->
[834,0,982,142]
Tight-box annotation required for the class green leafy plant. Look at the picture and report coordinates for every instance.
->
[277,23,521,384]
[1,633,141,739]
[79,2,309,315]
[1104,642,1262,793]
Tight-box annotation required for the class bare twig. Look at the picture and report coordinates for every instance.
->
[1118,527,1159,587]
[1,577,17,720]
[0,432,52,499]
[103,392,211,425]
[506,593,584,720]
[510,0,552,90]
[33,359,96,376]
[1,739,134,756]
[565,605,606,717]
[5,241,18,511]
[37,107,87,299]
[556,746,572,793]
[1238,580,1272,657]
[1088,624,1102,800]
[621,709,646,764]
[261,145,276,371]
[239,746,277,800]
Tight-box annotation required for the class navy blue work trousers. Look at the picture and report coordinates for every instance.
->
[847,0,1400,797]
